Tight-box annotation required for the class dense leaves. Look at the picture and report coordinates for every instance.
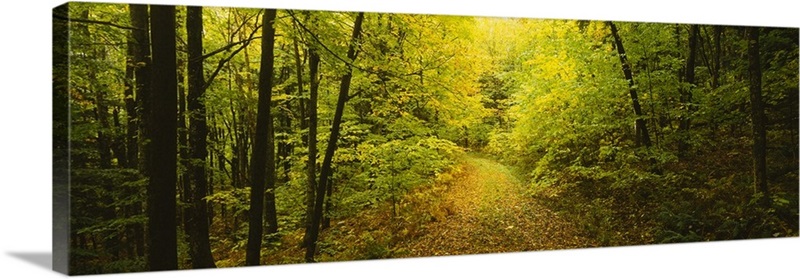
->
[59,3,797,274]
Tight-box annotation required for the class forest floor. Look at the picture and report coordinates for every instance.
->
[264,153,597,264]
[391,153,597,257]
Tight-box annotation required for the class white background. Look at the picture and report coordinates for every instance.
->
[0,0,797,278]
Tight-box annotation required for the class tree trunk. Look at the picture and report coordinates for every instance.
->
[294,39,308,133]
[186,6,217,269]
[678,25,699,158]
[274,66,292,188]
[712,26,722,89]
[301,49,320,248]
[111,108,128,168]
[277,85,292,185]
[608,22,653,148]
[78,8,113,170]
[78,8,119,259]
[124,34,138,169]
[322,176,333,230]
[264,103,278,237]
[179,56,191,234]
[147,4,178,271]
[246,9,278,266]
[305,12,365,263]
[130,4,151,176]
[746,27,769,205]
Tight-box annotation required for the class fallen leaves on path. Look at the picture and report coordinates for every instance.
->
[393,154,597,257]
[266,153,598,264]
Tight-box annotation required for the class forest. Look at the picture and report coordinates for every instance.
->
[52,2,798,275]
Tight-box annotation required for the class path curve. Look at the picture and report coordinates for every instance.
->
[396,154,595,257]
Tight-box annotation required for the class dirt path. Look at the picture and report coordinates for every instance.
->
[396,154,595,257]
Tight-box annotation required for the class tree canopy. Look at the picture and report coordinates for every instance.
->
[55,3,798,274]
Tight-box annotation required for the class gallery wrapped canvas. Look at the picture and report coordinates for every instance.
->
[53,0,799,275]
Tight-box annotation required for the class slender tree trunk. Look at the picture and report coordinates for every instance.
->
[184,6,217,269]
[712,26,722,89]
[94,91,112,169]
[277,85,292,185]
[274,66,292,188]
[124,35,138,169]
[111,108,128,168]
[147,5,178,271]
[294,39,308,133]
[710,26,723,140]
[608,22,653,148]
[179,57,191,237]
[746,27,769,205]
[301,49,320,248]
[322,177,332,229]
[128,6,149,254]
[263,99,278,237]
[678,25,699,158]
[305,12,365,262]
[130,4,151,176]
[79,8,119,259]
[79,9,112,170]
[246,9,278,266]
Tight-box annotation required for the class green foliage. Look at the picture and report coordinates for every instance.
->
[334,136,462,219]
[64,2,797,272]
[359,231,393,259]
[205,187,250,218]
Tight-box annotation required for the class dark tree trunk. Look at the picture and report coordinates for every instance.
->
[94,91,112,170]
[608,22,653,148]
[712,26,722,89]
[746,27,769,205]
[274,65,292,188]
[322,176,332,230]
[80,8,112,170]
[128,5,149,254]
[111,108,128,168]
[178,56,191,234]
[130,4,151,176]
[186,6,217,269]
[263,107,278,236]
[709,26,723,140]
[277,88,292,185]
[305,12,365,263]
[246,9,278,266]
[147,4,178,271]
[294,39,308,133]
[678,25,699,158]
[301,49,320,249]
[79,8,119,259]
[124,35,138,169]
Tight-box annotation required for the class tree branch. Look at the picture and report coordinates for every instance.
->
[200,35,262,61]
[288,10,447,93]
[200,14,263,92]
[53,13,140,31]
[287,10,376,75]
[201,29,259,92]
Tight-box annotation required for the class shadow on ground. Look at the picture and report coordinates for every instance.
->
[7,252,51,271]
